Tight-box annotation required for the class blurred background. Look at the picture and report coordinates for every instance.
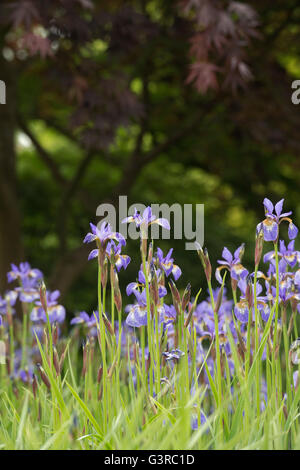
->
[0,0,299,316]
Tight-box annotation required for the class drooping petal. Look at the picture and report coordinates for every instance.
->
[126,305,147,328]
[158,286,167,298]
[172,264,182,281]
[138,270,146,285]
[231,263,248,281]
[115,254,131,271]
[262,218,278,242]
[285,253,298,268]
[88,249,99,261]
[83,232,96,244]
[70,316,85,325]
[30,306,44,322]
[234,300,249,323]
[126,282,138,296]
[294,270,300,287]
[288,222,298,240]
[52,305,66,323]
[114,232,126,246]
[257,302,271,322]
[215,266,225,285]
[154,218,171,230]
[263,250,275,263]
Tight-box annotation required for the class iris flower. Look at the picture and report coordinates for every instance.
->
[30,290,66,324]
[264,240,299,268]
[106,240,131,271]
[126,265,167,298]
[125,289,165,328]
[156,247,182,281]
[257,198,298,242]
[84,221,125,261]
[0,291,18,314]
[70,311,99,328]
[15,278,40,303]
[215,245,248,284]
[122,206,170,238]
[7,262,42,284]
[234,279,270,323]
[162,348,184,361]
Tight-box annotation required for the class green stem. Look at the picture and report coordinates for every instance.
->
[207,281,222,407]
[254,264,260,422]
[98,261,107,434]
[142,243,154,397]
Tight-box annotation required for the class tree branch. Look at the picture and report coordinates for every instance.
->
[18,116,67,186]
[49,101,218,297]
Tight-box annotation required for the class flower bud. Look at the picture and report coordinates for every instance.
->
[32,374,38,398]
[140,237,148,259]
[101,260,108,290]
[255,229,264,267]
[181,283,191,313]
[169,279,181,317]
[97,365,103,384]
[36,363,51,390]
[245,277,253,309]
[196,244,212,283]
[52,322,59,346]
[102,313,115,336]
[111,268,122,313]
[148,242,153,264]
[53,347,60,376]
[184,288,201,328]
[38,280,47,313]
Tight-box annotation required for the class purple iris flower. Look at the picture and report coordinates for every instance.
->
[84,221,126,260]
[125,289,165,328]
[162,348,184,361]
[295,269,300,287]
[215,245,248,284]
[257,198,298,242]
[70,311,99,328]
[156,247,182,281]
[126,288,150,327]
[15,278,40,303]
[126,265,167,299]
[268,276,294,305]
[0,291,18,314]
[125,289,148,327]
[163,304,177,325]
[122,206,170,238]
[191,411,207,431]
[30,290,65,324]
[106,240,131,271]
[234,279,270,323]
[264,240,298,268]
[7,262,43,285]
[126,268,147,296]
[19,368,34,384]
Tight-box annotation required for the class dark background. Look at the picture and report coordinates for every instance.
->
[0,0,299,316]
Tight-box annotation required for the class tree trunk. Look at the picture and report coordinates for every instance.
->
[0,52,23,292]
